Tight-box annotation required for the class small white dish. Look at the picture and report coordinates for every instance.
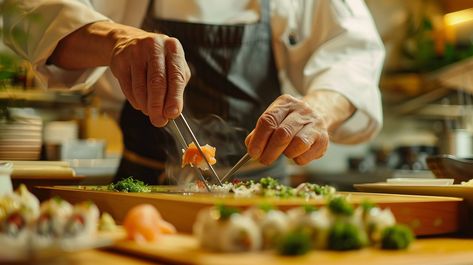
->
[386,178,454,186]
[0,162,13,195]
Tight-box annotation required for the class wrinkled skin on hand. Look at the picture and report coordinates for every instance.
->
[245,94,330,166]
[110,30,191,127]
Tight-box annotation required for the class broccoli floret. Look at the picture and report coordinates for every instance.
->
[328,221,368,250]
[216,204,240,220]
[277,230,312,256]
[381,224,414,250]
[328,197,354,216]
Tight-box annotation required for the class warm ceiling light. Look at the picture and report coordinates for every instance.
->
[444,8,473,26]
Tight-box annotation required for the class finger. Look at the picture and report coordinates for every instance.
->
[283,122,317,159]
[117,68,139,109]
[131,62,148,114]
[293,131,329,165]
[164,37,187,119]
[245,130,255,147]
[147,37,168,127]
[247,103,290,159]
[259,112,305,165]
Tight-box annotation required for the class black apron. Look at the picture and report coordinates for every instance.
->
[116,0,283,184]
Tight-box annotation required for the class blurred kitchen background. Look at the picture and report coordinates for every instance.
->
[2,0,473,189]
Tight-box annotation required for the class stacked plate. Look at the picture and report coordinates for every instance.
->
[0,114,43,161]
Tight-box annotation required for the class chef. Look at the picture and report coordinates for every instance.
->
[3,0,384,184]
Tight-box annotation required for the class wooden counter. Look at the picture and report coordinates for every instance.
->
[24,237,473,265]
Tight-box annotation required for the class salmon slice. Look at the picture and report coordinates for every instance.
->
[181,142,217,170]
[123,204,176,243]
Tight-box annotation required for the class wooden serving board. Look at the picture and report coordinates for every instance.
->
[35,186,465,236]
[111,234,473,265]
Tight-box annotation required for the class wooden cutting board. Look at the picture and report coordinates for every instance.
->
[111,234,473,265]
[35,186,465,236]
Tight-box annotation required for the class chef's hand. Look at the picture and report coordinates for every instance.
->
[49,21,190,128]
[245,92,355,165]
[110,27,191,127]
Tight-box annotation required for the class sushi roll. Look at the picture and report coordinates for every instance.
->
[14,184,40,223]
[244,206,288,249]
[35,197,73,238]
[63,201,100,240]
[0,208,31,252]
[181,142,217,170]
[363,207,396,243]
[0,193,22,223]
[194,205,262,252]
[219,214,262,252]
[287,206,331,249]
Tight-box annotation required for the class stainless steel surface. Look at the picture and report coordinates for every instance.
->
[169,120,211,192]
[221,153,251,182]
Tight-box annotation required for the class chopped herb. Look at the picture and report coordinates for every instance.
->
[258,203,275,213]
[217,204,240,220]
[360,200,377,212]
[108,177,151,193]
[259,177,280,189]
[303,204,317,214]
[328,197,354,216]
[381,224,414,250]
[277,230,312,256]
[328,221,368,251]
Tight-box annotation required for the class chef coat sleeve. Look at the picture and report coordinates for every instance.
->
[273,0,385,145]
[2,0,112,91]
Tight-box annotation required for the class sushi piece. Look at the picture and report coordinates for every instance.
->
[0,193,22,223]
[363,207,396,243]
[63,201,100,240]
[194,205,262,252]
[181,142,217,170]
[123,204,176,243]
[14,184,40,223]
[98,212,117,232]
[35,197,73,238]
[287,206,331,249]
[244,206,288,249]
[0,208,31,250]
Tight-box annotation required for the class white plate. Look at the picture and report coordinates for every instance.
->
[386,178,455,186]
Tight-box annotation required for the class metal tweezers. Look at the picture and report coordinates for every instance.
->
[169,114,222,191]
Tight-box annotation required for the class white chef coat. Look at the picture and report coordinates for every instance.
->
[2,0,385,144]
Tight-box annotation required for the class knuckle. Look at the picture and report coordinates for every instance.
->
[169,69,186,85]
[273,126,293,143]
[259,113,278,129]
[279,94,293,102]
[149,71,166,86]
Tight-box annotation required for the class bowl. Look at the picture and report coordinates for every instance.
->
[426,154,473,183]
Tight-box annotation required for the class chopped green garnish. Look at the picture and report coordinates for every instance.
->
[259,177,280,189]
[217,204,240,220]
[258,203,275,213]
[360,200,376,212]
[303,204,317,214]
[277,230,312,256]
[381,224,414,250]
[328,197,354,216]
[328,221,368,251]
[108,177,151,193]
